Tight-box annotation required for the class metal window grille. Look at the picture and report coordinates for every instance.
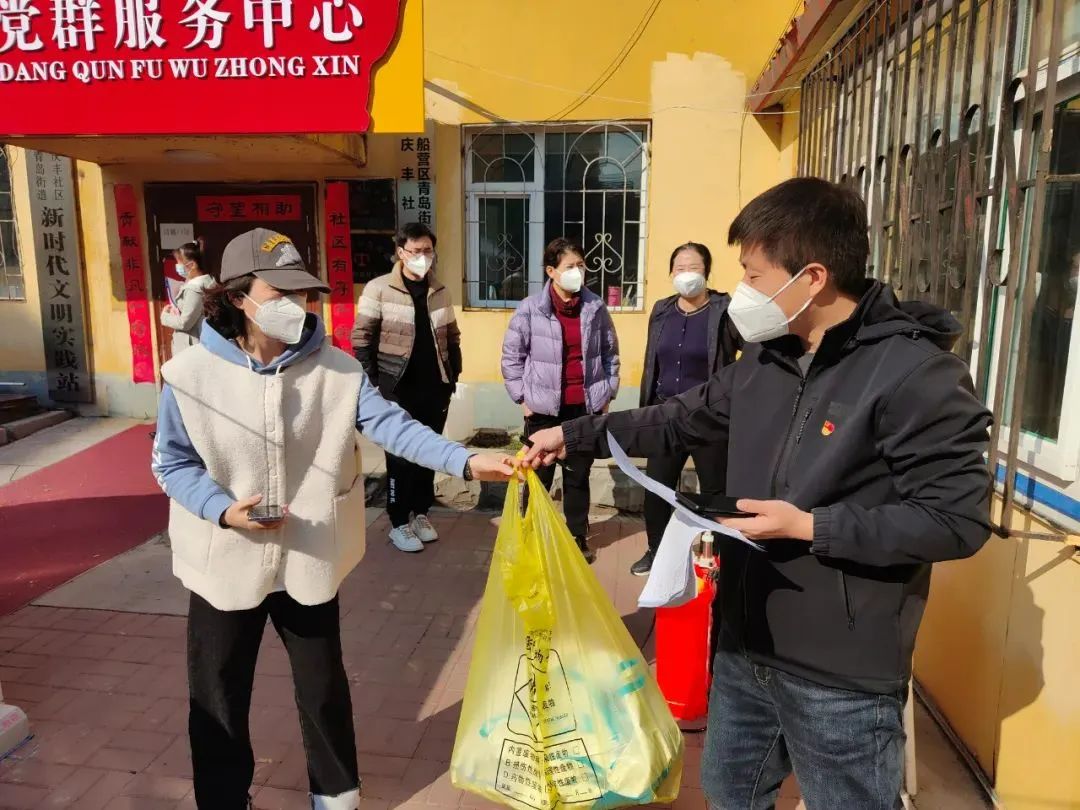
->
[0,147,24,301]
[463,122,650,311]
[797,0,1080,537]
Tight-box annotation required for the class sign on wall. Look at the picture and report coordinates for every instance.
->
[0,0,402,136]
[25,150,93,403]
[324,181,353,352]
[114,184,155,384]
[397,120,434,231]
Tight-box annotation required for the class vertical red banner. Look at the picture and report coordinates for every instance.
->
[325,183,355,353]
[114,184,156,384]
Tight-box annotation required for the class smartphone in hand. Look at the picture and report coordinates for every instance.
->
[248,505,286,525]
[675,491,752,519]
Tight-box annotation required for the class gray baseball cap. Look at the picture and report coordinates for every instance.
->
[219,228,330,293]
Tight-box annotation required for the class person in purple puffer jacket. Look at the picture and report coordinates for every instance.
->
[501,237,620,563]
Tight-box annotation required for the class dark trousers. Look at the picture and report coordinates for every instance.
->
[188,591,358,810]
[525,404,593,538]
[386,385,453,527]
[644,439,728,551]
[702,651,905,809]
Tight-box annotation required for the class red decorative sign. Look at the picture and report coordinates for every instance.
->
[114,184,155,383]
[325,181,354,352]
[197,194,302,222]
[0,0,401,136]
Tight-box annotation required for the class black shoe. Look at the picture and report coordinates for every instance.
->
[575,535,597,564]
[631,549,655,577]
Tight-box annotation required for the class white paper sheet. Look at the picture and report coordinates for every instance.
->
[603,431,763,610]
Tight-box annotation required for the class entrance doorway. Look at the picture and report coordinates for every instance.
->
[143,182,319,367]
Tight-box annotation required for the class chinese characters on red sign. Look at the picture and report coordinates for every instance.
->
[196,194,302,222]
[324,182,354,352]
[114,184,155,383]
[0,0,401,136]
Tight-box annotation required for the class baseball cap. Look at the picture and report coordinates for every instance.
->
[219,228,330,293]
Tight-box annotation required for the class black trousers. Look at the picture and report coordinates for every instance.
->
[524,405,593,538]
[643,440,728,551]
[386,385,453,527]
[187,591,358,810]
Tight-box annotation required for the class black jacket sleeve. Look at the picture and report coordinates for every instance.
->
[638,302,661,407]
[721,312,743,365]
[811,352,992,566]
[564,362,735,460]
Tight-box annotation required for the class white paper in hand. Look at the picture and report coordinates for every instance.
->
[638,510,701,609]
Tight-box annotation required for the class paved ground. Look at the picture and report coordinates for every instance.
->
[0,421,990,810]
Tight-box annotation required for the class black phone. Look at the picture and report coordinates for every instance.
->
[248,505,285,524]
[675,491,751,518]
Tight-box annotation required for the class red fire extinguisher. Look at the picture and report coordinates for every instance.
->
[654,532,718,725]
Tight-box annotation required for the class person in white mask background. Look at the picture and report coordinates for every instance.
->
[160,238,216,356]
[500,237,621,563]
[152,228,516,810]
[631,242,741,576]
[351,222,464,553]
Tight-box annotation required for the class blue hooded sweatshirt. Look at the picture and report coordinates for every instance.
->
[151,315,472,525]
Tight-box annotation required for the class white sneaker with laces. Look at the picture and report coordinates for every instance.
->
[389,525,424,553]
[410,514,439,543]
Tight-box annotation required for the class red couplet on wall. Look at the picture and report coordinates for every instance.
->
[114,184,156,383]
[0,0,401,136]
[324,181,354,352]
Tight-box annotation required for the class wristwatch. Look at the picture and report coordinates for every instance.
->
[463,454,477,481]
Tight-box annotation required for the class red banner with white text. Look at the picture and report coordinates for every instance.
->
[0,0,401,136]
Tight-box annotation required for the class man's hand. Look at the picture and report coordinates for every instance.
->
[222,494,285,531]
[522,426,566,469]
[720,499,814,542]
[467,453,520,481]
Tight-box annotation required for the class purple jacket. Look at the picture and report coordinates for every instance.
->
[501,283,620,416]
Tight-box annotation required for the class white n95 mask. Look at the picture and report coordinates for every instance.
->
[245,293,307,344]
[727,268,813,343]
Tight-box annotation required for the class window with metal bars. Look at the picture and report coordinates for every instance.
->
[463,123,649,310]
[796,0,1080,536]
[0,148,23,301]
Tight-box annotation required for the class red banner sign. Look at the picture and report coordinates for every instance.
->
[114,184,156,383]
[324,181,354,352]
[0,0,400,136]
[196,194,302,222]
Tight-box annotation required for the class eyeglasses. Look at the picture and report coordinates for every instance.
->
[402,247,436,259]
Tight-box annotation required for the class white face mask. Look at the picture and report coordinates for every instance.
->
[404,254,433,277]
[556,267,584,294]
[244,293,307,344]
[175,260,189,279]
[728,268,813,343]
[673,271,706,299]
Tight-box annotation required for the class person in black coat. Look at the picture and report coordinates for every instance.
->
[632,242,741,575]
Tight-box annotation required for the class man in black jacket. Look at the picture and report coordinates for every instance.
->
[524,177,992,809]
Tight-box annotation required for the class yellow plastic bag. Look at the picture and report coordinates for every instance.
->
[451,471,684,810]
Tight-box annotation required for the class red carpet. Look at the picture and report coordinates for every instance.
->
[0,426,167,616]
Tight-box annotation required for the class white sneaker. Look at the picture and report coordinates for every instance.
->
[410,514,439,543]
[389,525,424,553]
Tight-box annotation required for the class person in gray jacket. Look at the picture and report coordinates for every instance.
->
[160,239,216,356]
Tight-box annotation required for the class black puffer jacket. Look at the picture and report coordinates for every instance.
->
[565,281,993,694]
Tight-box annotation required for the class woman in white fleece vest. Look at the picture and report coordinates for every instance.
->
[152,229,515,810]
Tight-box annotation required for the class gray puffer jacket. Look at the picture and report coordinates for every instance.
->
[501,283,620,416]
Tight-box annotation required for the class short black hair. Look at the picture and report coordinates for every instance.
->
[543,237,584,270]
[396,222,437,249]
[728,177,869,296]
[669,242,712,279]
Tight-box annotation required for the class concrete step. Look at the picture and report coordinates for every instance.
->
[0,394,40,423]
[2,410,73,442]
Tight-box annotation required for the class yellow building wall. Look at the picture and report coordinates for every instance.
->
[423,0,796,390]
[0,147,46,386]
